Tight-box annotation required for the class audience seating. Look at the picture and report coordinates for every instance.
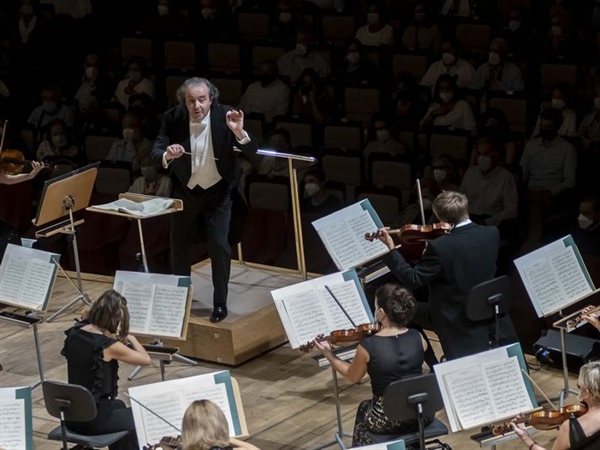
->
[207,43,241,74]
[238,12,270,40]
[164,41,196,72]
[121,37,153,65]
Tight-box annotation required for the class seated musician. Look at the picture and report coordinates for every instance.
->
[314,284,432,447]
[181,399,259,450]
[0,160,44,185]
[62,290,151,450]
[511,361,600,450]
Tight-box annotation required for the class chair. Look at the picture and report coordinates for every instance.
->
[85,135,119,161]
[488,94,528,134]
[95,165,132,196]
[357,187,402,227]
[207,42,241,74]
[322,15,356,45]
[455,24,491,57]
[466,275,511,348]
[165,75,188,107]
[247,175,290,212]
[274,119,314,148]
[392,53,429,82]
[121,37,153,64]
[323,121,363,150]
[251,45,285,71]
[43,380,129,450]
[238,12,270,40]
[164,41,196,71]
[540,63,577,93]
[429,132,470,162]
[365,374,449,450]
[344,87,381,125]
[211,77,244,106]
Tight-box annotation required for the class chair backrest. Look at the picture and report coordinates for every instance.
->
[165,75,189,107]
[211,77,244,106]
[357,189,401,227]
[238,12,270,40]
[207,43,240,74]
[456,24,491,55]
[392,53,429,82]
[323,122,363,150]
[322,151,363,185]
[488,95,528,134]
[540,63,577,93]
[95,166,132,195]
[382,374,444,422]
[247,176,290,212]
[344,87,380,124]
[370,158,412,190]
[164,41,196,71]
[274,120,313,148]
[252,45,285,71]
[121,37,153,64]
[43,380,97,423]
[85,135,119,161]
[466,275,511,322]
[322,15,356,44]
[429,132,470,162]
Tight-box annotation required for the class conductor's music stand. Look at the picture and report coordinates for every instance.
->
[466,275,511,348]
[33,163,99,321]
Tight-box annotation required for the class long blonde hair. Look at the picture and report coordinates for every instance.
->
[181,400,230,450]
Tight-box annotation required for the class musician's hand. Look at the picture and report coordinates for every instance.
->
[583,314,600,332]
[165,144,185,161]
[314,338,333,354]
[509,415,528,439]
[29,161,44,178]
[226,109,245,139]
[376,227,395,251]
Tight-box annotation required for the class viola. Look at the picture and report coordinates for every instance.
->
[299,322,381,353]
[492,403,588,435]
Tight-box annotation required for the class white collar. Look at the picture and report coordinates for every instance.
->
[454,219,472,228]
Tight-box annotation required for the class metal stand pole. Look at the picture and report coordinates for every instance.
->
[137,218,149,272]
[313,367,352,450]
[288,159,307,281]
[31,321,45,389]
[558,323,578,406]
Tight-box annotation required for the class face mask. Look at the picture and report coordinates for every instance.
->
[477,155,493,172]
[157,5,169,16]
[346,51,360,65]
[279,12,292,23]
[201,8,217,20]
[51,134,67,147]
[304,182,320,198]
[508,20,521,31]
[43,100,57,114]
[85,66,98,79]
[551,98,566,110]
[376,129,390,142]
[488,52,501,66]
[551,25,562,37]
[594,97,600,110]
[439,92,454,103]
[433,169,447,182]
[295,43,307,56]
[578,214,594,230]
[539,129,556,140]
[129,70,142,82]
[141,166,158,182]
[367,13,379,25]
[441,52,456,65]
[123,128,135,141]
[21,4,33,15]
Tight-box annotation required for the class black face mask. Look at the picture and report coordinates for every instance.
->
[539,129,557,140]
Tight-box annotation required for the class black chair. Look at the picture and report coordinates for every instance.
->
[466,275,511,349]
[365,374,450,450]
[43,380,129,450]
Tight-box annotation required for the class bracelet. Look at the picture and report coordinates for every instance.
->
[528,442,538,450]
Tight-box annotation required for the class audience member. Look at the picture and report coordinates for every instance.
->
[460,137,518,234]
[473,38,524,93]
[337,39,379,85]
[440,0,479,20]
[269,0,300,45]
[420,37,476,91]
[354,2,395,47]
[571,196,600,257]
[195,0,228,41]
[128,93,160,140]
[277,28,331,83]
[141,0,185,41]
[238,59,290,124]
[76,96,116,140]
[579,91,600,151]
[400,2,441,54]
[292,68,335,124]
[392,90,427,133]
[476,108,522,166]
[113,57,155,109]
[74,53,112,105]
[531,83,578,138]
[542,11,582,62]
[128,158,171,197]
[36,118,79,161]
[27,85,75,141]
[301,167,342,216]
[105,113,152,174]
[420,74,477,134]
[499,6,537,60]
[363,115,408,162]
[256,129,292,177]
[12,0,43,48]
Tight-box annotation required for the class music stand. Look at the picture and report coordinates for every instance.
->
[33,163,99,321]
[466,276,511,348]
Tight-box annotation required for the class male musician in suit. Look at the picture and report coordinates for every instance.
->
[376,190,518,359]
[151,77,257,323]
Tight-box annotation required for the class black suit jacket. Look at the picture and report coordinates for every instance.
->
[383,222,517,359]
[151,102,257,190]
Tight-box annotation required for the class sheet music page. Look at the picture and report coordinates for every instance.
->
[138,392,185,445]
[0,254,26,303]
[120,282,155,333]
[443,365,496,429]
[319,281,371,329]
[148,284,188,338]
[549,246,592,301]
[347,210,389,262]
[521,258,564,317]
[182,383,235,436]
[281,290,329,348]
[93,197,174,217]
[18,259,56,310]
[483,357,533,419]
[319,221,362,270]
[0,398,26,450]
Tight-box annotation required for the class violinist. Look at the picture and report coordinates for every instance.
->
[510,361,600,450]
[375,190,518,360]
[0,159,44,184]
[314,284,432,447]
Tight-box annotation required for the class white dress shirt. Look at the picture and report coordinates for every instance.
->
[187,113,221,189]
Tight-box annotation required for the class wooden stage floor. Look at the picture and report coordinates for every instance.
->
[0,272,581,450]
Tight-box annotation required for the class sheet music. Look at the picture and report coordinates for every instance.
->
[139,393,185,445]
[483,357,533,419]
[320,281,371,329]
[347,211,388,262]
[444,366,495,429]
[18,259,56,309]
[121,282,154,332]
[549,247,591,300]
[0,254,26,303]
[0,398,26,450]
[282,290,329,346]
[522,259,564,315]
[148,284,188,337]
[182,383,235,436]
[320,222,362,270]
[92,197,174,217]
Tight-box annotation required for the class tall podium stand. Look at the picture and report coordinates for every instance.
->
[33,163,99,321]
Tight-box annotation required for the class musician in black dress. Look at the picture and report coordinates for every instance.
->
[62,290,151,450]
[314,284,431,446]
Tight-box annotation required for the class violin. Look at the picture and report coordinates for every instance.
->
[364,222,452,244]
[491,404,588,436]
[0,149,49,175]
[565,305,600,330]
[299,322,381,353]
[142,435,181,450]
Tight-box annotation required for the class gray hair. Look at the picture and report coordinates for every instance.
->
[176,77,220,104]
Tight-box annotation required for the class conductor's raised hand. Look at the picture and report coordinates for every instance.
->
[226,109,245,138]
[165,144,185,161]
[376,227,395,251]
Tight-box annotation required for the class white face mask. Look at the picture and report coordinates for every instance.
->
[375,129,390,142]
[439,92,454,103]
[488,52,501,66]
[578,214,594,230]
[51,134,67,147]
[477,155,493,172]
[85,66,98,80]
[157,5,169,16]
[594,97,600,110]
[201,8,217,20]
[508,20,521,32]
[551,25,562,37]
[367,12,379,25]
[441,52,456,65]
[279,12,292,23]
[551,98,566,110]
[295,43,307,56]
[122,128,135,141]
[433,169,447,182]
[346,51,360,65]
[304,182,320,198]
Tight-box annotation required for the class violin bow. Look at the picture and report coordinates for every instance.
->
[521,368,558,411]
[0,120,7,152]
[324,285,356,328]
[416,178,426,226]
[124,392,182,433]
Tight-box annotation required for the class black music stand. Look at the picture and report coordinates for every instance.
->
[33,163,99,321]
[466,275,511,348]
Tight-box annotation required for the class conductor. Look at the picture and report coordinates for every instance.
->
[151,77,257,323]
